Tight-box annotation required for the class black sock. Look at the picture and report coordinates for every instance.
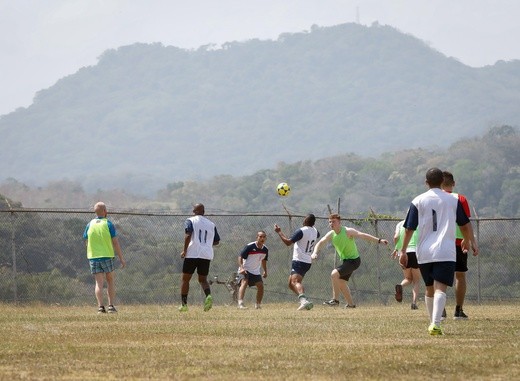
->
[181,295,188,305]
[204,288,211,297]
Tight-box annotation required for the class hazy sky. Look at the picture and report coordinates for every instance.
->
[1,0,519,116]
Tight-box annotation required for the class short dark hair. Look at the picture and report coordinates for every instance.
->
[442,171,455,187]
[303,214,316,226]
[425,168,444,187]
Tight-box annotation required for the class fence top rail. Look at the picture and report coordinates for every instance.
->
[0,208,519,222]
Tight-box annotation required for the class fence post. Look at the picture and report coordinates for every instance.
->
[475,218,481,304]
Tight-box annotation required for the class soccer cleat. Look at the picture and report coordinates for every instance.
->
[428,323,443,336]
[107,305,117,313]
[411,303,419,310]
[454,308,469,320]
[344,304,356,309]
[178,304,188,312]
[298,300,314,311]
[97,306,106,314]
[323,299,340,306]
[237,304,248,309]
[204,295,213,311]
[394,284,403,302]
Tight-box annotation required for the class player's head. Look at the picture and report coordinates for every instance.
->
[425,168,444,188]
[328,213,341,229]
[256,230,267,244]
[442,171,455,189]
[303,213,316,227]
[94,202,107,217]
[193,203,205,215]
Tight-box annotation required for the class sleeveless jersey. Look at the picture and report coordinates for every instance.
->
[85,217,115,259]
[332,226,359,260]
[185,215,218,260]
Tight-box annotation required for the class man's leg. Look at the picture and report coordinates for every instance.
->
[105,271,116,306]
[94,273,105,307]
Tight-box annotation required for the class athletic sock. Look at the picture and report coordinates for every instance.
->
[181,294,188,305]
[433,291,447,325]
[204,288,211,297]
[425,296,434,322]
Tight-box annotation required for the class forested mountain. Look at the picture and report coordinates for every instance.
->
[1,22,519,195]
[2,125,519,217]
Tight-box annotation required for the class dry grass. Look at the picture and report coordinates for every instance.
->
[0,302,519,380]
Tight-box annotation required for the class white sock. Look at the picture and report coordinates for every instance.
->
[432,291,447,325]
[238,299,243,305]
[425,296,434,322]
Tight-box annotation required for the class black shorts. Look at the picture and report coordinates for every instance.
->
[404,252,419,269]
[455,245,468,272]
[290,260,312,277]
[419,261,456,287]
[337,257,361,281]
[182,258,211,276]
[238,271,263,287]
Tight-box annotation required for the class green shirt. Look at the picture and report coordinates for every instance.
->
[332,226,359,260]
[85,218,115,259]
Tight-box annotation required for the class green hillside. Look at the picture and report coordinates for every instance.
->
[1,22,519,195]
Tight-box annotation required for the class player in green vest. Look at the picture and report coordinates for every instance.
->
[312,213,388,308]
[83,202,126,314]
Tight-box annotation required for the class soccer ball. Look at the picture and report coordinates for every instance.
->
[277,182,291,197]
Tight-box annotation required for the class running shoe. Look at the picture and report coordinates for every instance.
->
[323,299,340,306]
[204,295,213,311]
[428,323,443,336]
[454,308,468,320]
[178,304,188,312]
[107,305,117,313]
[394,284,403,302]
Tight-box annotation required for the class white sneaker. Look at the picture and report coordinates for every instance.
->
[297,300,314,311]
[255,303,261,309]
[238,304,248,309]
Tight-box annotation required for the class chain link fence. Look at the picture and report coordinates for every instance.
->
[1,210,519,307]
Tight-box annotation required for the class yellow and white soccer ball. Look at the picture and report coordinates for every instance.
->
[276,182,291,197]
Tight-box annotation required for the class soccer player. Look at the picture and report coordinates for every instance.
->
[392,220,421,309]
[442,171,478,319]
[311,214,388,308]
[399,168,478,335]
[83,202,126,314]
[179,203,220,312]
[237,231,268,309]
[274,213,320,311]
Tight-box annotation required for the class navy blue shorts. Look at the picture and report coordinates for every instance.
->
[238,271,263,287]
[419,261,456,287]
[455,245,468,272]
[337,257,361,281]
[290,260,312,277]
[182,258,211,276]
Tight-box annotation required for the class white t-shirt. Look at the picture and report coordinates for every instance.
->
[404,188,469,264]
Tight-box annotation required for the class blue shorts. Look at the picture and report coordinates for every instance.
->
[238,271,263,287]
[290,260,312,277]
[89,258,115,274]
[419,261,456,287]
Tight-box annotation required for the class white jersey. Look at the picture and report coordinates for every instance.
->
[291,226,320,264]
[185,215,218,260]
[404,188,469,264]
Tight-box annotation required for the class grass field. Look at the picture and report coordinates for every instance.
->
[0,302,519,380]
